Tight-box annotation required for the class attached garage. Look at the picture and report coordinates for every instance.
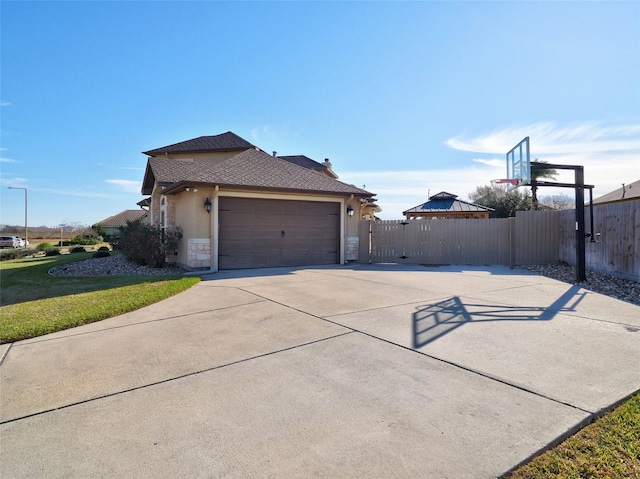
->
[141,132,376,271]
[218,197,340,269]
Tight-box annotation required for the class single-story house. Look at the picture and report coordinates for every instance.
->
[403,191,493,220]
[592,179,640,206]
[97,209,148,237]
[140,131,377,271]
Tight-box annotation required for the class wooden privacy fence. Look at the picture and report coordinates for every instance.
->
[358,202,638,281]
[357,210,560,267]
[559,200,639,281]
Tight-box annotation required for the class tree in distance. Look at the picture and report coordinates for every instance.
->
[531,160,558,211]
[469,184,531,218]
[538,194,574,210]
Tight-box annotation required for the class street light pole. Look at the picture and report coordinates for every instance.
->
[8,187,28,246]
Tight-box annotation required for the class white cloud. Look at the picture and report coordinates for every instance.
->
[445,120,640,204]
[472,158,504,168]
[0,157,16,163]
[0,102,11,107]
[105,179,141,193]
[446,121,640,155]
[341,121,640,219]
[36,188,111,198]
[0,177,27,187]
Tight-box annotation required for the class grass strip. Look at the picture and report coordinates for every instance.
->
[506,392,640,478]
[0,253,200,343]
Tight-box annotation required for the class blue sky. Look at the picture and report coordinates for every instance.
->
[1,1,639,227]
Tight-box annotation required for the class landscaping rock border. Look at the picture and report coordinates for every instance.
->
[49,253,186,277]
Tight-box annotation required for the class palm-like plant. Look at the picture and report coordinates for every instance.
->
[531,160,558,210]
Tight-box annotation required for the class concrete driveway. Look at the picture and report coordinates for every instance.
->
[2,264,639,478]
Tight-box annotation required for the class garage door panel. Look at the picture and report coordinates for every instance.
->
[218,198,339,270]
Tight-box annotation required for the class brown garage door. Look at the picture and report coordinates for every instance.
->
[218,197,340,269]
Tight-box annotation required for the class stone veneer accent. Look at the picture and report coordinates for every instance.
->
[187,238,211,269]
[165,196,176,226]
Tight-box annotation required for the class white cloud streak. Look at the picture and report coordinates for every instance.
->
[0,177,28,187]
[35,188,111,198]
[342,121,640,219]
[446,121,640,155]
[105,179,141,193]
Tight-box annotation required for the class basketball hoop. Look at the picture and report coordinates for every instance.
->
[491,178,520,186]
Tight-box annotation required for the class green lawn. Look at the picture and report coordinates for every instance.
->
[506,392,640,478]
[0,253,200,343]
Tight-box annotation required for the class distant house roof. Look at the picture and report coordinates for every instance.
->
[592,180,640,205]
[142,131,255,156]
[98,210,147,228]
[142,147,373,198]
[403,191,494,214]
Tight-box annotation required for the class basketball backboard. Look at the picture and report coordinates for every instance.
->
[506,136,531,190]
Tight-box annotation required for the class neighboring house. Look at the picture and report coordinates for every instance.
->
[140,131,377,271]
[97,210,148,237]
[592,179,640,206]
[403,191,493,220]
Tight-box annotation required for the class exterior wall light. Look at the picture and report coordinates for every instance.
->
[347,205,354,217]
[204,198,212,214]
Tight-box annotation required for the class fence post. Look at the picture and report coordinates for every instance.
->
[509,217,515,269]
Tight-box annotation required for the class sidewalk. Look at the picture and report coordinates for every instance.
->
[2,265,639,478]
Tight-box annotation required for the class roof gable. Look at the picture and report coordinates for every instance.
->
[142,131,254,156]
[146,148,373,197]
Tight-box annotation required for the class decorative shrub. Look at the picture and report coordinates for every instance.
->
[0,249,20,261]
[98,246,110,252]
[70,246,86,253]
[117,220,182,268]
[93,251,110,258]
[36,242,53,251]
[70,235,101,245]
[45,249,61,256]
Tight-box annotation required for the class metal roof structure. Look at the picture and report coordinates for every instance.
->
[403,191,493,215]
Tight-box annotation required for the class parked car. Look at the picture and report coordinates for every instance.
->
[17,238,29,248]
[0,236,20,248]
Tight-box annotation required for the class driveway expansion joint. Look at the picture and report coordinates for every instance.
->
[0,330,355,426]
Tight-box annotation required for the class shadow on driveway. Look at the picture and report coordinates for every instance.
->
[413,285,586,348]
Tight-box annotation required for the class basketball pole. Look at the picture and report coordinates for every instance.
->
[531,162,592,283]
[575,166,586,282]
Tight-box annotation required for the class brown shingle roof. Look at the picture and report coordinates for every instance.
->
[143,148,373,197]
[142,131,254,156]
[278,155,327,170]
[98,210,148,227]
